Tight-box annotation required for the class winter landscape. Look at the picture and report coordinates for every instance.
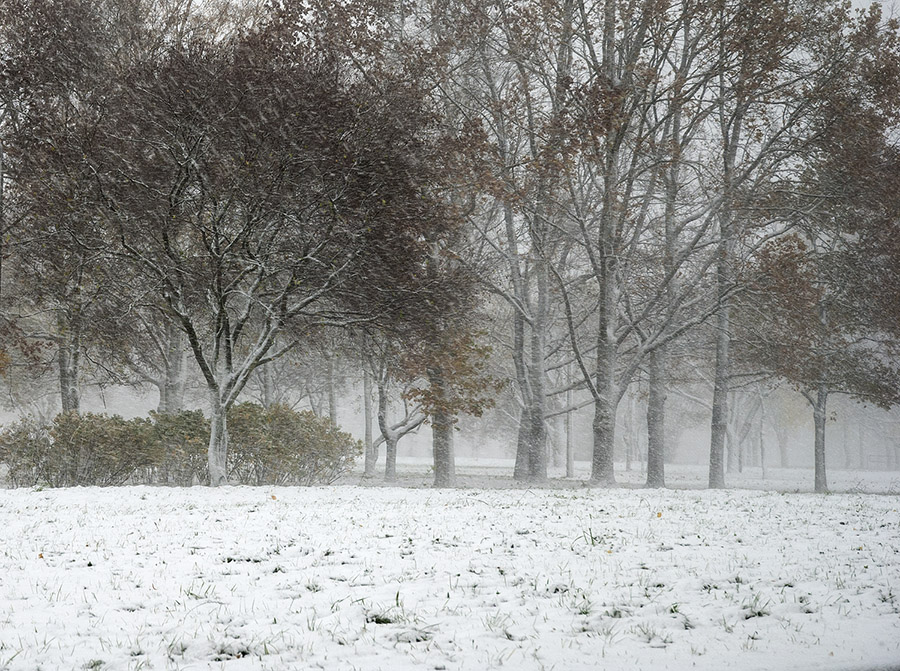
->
[3,0,900,669]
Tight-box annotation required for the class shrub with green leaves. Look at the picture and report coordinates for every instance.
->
[0,415,53,487]
[149,410,209,485]
[0,404,360,487]
[227,403,361,485]
[48,412,160,486]
[0,413,159,487]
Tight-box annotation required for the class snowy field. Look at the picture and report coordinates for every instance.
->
[1,476,899,670]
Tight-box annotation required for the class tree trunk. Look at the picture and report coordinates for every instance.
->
[526,258,549,482]
[327,356,338,425]
[376,376,397,483]
[709,54,744,489]
[566,366,575,478]
[513,405,531,480]
[589,0,620,488]
[58,312,80,415]
[159,323,187,414]
[259,361,275,409]
[725,417,737,474]
[708,259,731,489]
[726,396,738,473]
[842,413,852,469]
[526,404,547,482]
[432,410,455,488]
[385,435,399,482]
[208,398,228,486]
[428,360,456,487]
[646,347,666,487]
[591,252,618,485]
[777,424,790,468]
[513,284,549,483]
[0,137,4,306]
[363,370,376,477]
[553,412,564,468]
[813,385,828,493]
[591,395,617,485]
[759,396,768,480]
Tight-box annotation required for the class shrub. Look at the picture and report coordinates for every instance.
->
[48,412,160,486]
[227,403,361,485]
[0,415,53,487]
[149,410,209,485]
[0,404,360,487]
[0,413,159,487]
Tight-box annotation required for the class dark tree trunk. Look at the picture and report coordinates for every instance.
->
[58,312,81,415]
[363,370,376,477]
[259,361,274,409]
[709,271,730,489]
[432,410,455,488]
[591,393,617,485]
[426,365,455,487]
[513,405,530,480]
[591,253,618,486]
[565,367,575,478]
[158,323,187,414]
[208,398,228,486]
[526,403,547,482]
[0,138,4,307]
[327,356,338,425]
[813,385,828,493]
[646,347,666,488]
[384,436,398,482]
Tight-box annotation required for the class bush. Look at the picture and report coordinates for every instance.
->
[227,403,361,485]
[0,404,360,487]
[48,413,160,486]
[0,413,159,487]
[0,415,53,487]
[149,410,209,485]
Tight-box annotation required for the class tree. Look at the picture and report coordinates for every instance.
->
[733,4,900,492]
[741,234,900,491]
[367,340,426,482]
[20,8,464,485]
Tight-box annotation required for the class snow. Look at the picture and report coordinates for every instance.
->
[1,480,899,670]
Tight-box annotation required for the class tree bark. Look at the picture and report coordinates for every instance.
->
[384,436,399,482]
[327,356,338,425]
[566,365,575,478]
[259,361,275,409]
[432,410,455,488]
[363,370,376,477]
[158,323,187,414]
[759,393,768,480]
[589,0,620,488]
[0,136,4,306]
[646,347,666,487]
[813,385,828,493]
[709,222,732,489]
[208,399,228,486]
[526,259,549,482]
[428,366,455,488]
[376,375,396,482]
[57,311,81,415]
[590,252,618,485]
[513,404,530,480]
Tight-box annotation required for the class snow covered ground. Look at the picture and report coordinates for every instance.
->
[1,479,899,670]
